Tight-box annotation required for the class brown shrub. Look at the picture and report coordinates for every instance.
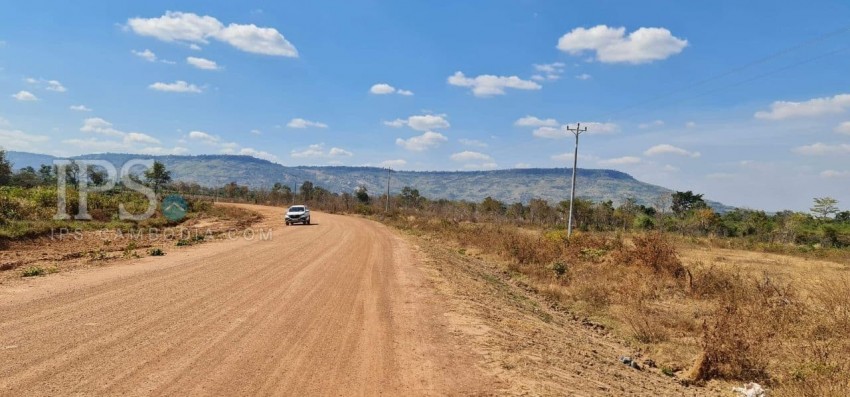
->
[688,263,743,299]
[621,300,670,344]
[689,275,802,383]
[611,232,686,279]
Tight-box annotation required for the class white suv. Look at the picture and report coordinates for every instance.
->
[285,205,311,226]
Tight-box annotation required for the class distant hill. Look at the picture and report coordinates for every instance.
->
[4,151,732,210]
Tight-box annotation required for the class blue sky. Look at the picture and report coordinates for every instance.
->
[1,1,850,211]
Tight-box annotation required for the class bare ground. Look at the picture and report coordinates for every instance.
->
[0,204,718,396]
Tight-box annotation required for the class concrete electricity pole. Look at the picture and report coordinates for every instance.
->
[565,123,587,238]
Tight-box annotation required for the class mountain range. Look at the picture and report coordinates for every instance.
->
[4,151,731,210]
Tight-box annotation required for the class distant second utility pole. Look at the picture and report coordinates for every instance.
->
[385,168,391,213]
[565,123,587,238]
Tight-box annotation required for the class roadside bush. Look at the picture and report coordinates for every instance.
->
[21,266,46,277]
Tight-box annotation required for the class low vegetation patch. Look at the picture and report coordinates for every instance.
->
[379,212,850,395]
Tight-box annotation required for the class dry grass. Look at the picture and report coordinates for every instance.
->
[383,214,850,395]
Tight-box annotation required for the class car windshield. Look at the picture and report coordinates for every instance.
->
[289,206,305,212]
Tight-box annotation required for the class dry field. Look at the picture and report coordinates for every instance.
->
[384,215,850,396]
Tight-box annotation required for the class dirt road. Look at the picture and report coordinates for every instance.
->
[0,205,490,396]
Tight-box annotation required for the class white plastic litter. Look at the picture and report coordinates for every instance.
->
[732,382,765,397]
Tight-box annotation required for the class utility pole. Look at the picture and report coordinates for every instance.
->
[565,123,587,238]
[385,168,391,213]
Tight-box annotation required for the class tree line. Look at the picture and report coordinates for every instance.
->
[2,150,846,247]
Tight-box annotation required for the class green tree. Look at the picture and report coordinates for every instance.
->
[671,191,707,218]
[300,181,314,201]
[811,197,839,220]
[480,196,505,215]
[0,149,12,186]
[143,161,172,193]
[38,164,54,184]
[11,167,40,188]
[355,185,370,204]
[400,186,422,208]
[87,165,109,186]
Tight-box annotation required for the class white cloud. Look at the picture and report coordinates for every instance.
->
[186,56,221,70]
[188,130,219,143]
[532,62,565,80]
[514,163,531,168]
[45,80,66,92]
[287,118,328,129]
[532,126,566,139]
[408,114,449,131]
[582,122,620,134]
[532,122,619,139]
[328,147,353,157]
[385,114,450,131]
[69,105,92,112]
[139,146,190,155]
[81,117,124,137]
[598,156,641,166]
[755,94,850,120]
[132,49,157,62]
[395,131,448,151]
[291,144,324,158]
[383,119,407,128]
[686,121,697,128]
[575,73,592,81]
[451,151,498,169]
[834,121,850,135]
[447,71,541,97]
[250,129,262,135]
[24,77,67,93]
[149,80,202,93]
[126,11,298,57]
[638,120,665,129]
[0,128,49,151]
[63,138,130,153]
[370,83,395,95]
[290,143,351,159]
[11,90,37,101]
[793,142,850,156]
[68,118,170,154]
[458,138,488,148]
[557,25,688,64]
[644,144,701,158]
[515,115,559,127]
[450,151,492,162]
[821,170,850,178]
[370,83,414,96]
[215,23,298,57]
[127,11,222,43]
[239,147,280,162]
[124,132,161,145]
[379,159,407,168]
